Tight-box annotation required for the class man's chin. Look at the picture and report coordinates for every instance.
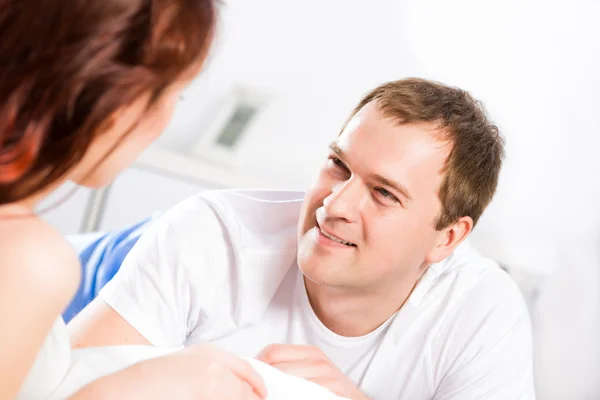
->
[300,271,332,292]
[298,258,345,288]
[297,258,324,284]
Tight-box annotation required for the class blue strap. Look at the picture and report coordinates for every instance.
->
[63,218,153,323]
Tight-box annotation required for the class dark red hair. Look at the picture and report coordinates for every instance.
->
[0,0,217,204]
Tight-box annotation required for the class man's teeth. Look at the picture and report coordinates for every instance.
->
[321,229,354,246]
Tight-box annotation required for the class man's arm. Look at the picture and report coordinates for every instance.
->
[68,194,231,348]
[68,298,150,347]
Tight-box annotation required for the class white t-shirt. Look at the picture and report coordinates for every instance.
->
[100,189,536,400]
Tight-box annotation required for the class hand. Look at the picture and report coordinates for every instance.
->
[256,344,369,400]
[140,343,267,400]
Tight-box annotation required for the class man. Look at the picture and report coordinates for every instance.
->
[70,78,535,399]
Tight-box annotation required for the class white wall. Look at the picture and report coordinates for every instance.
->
[159,0,426,188]
[38,182,92,234]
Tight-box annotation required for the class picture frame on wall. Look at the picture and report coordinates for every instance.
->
[192,85,270,167]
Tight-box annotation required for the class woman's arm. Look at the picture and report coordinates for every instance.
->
[68,344,267,399]
[0,221,80,399]
[68,361,169,400]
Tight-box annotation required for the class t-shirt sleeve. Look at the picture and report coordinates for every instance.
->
[431,269,537,400]
[98,194,232,347]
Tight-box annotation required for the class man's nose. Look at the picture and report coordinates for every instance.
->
[322,178,363,223]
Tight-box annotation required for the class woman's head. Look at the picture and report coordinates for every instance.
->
[0,0,217,204]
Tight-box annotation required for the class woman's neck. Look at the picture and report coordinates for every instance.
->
[0,181,65,217]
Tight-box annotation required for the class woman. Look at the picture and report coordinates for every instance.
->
[0,1,267,398]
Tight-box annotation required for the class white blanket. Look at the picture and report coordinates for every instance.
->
[50,345,348,399]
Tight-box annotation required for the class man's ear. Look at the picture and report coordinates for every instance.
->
[425,216,473,264]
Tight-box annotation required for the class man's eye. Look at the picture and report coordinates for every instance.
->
[328,157,347,171]
[332,157,345,168]
[375,188,399,203]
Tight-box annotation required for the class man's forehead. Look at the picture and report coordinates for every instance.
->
[338,109,449,162]
[334,108,450,196]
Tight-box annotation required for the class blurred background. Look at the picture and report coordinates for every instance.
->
[39,1,600,399]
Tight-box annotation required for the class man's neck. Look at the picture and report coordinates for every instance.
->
[303,276,419,337]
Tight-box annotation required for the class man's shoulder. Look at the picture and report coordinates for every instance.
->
[202,189,305,235]
[425,240,530,321]
[136,190,303,290]
[153,189,304,242]
[110,190,305,330]
[436,239,501,275]
[417,242,534,396]
[167,190,304,325]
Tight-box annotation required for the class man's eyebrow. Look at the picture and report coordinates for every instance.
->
[370,174,413,202]
[329,142,412,202]
[329,142,344,157]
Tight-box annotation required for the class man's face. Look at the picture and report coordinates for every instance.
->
[297,102,451,291]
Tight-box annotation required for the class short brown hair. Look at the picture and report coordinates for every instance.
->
[0,0,217,204]
[346,78,504,229]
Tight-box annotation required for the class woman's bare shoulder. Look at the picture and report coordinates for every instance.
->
[0,215,80,300]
